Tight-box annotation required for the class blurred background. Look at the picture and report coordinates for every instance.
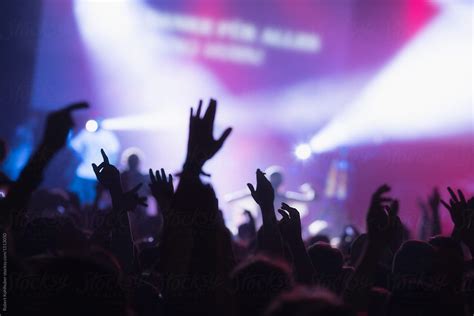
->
[1,0,472,237]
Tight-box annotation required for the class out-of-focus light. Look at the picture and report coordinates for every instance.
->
[294,143,312,160]
[310,3,472,153]
[85,119,99,133]
[330,237,340,247]
[308,220,328,235]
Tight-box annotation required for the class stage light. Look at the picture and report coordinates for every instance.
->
[308,220,328,236]
[310,3,472,153]
[294,143,312,160]
[85,119,99,133]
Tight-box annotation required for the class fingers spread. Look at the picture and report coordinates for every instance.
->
[440,199,451,211]
[196,100,203,118]
[204,98,217,127]
[458,189,466,204]
[149,169,156,183]
[447,187,459,203]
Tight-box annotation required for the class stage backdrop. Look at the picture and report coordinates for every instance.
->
[15,0,473,234]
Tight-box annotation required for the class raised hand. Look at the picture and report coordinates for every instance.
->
[278,202,314,284]
[149,168,174,211]
[41,102,89,152]
[92,149,121,192]
[441,187,474,247]
[248,169,283,255]
[345,185,400,308]
[90,150,141,272]
[247,169,275,210]
[441,187,468,228]
[278,202,302,242]
[428,187,441,211]
[185,99,232,172]
[122,183,148,212]
[366,184,399,246]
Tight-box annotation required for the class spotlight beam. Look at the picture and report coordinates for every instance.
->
[311,3,472,153]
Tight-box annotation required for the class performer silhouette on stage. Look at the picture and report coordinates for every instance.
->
[225,165,315,232]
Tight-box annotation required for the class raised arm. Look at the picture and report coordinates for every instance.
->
[248,169,284,257]
[3,102,88,231]
[344,184,400,311]
[90,149,146,273]
[158,99,234,315]
[278,202,315,284]
[441,187,474,256]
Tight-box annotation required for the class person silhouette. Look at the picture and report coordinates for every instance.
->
[69,120,120,204]
[225,165,315,231]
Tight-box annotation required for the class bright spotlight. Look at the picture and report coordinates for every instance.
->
[294,143,312,160]
[85,119,99,133]
[308,220,328,236]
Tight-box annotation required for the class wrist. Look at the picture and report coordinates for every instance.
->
[109,185,123,197]
[182,160,204,176]
[259,201,274,211]
[451,227,462,241]
[291,237,306,249]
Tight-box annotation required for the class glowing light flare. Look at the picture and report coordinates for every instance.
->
[308,220,328,236]
[100,112,185,131]
[85,119,99,133]
[294,143,312,160]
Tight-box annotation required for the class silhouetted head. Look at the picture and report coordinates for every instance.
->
[121,147,144,171]
[429,235,464,290]
[349,233,392,268]
[128,154,140,170]
[231,255,293,316]
[390,240,463,316]
[265,286,354,316]
[308,242,343,275]
[391,240,437,298]
[393,240,435,275]
[265,166,284,190]
[308,234,330,245]
[238,222,256,241]
[348,233,367,266]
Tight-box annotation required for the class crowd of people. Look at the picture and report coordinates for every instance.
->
[0,99,473,316]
